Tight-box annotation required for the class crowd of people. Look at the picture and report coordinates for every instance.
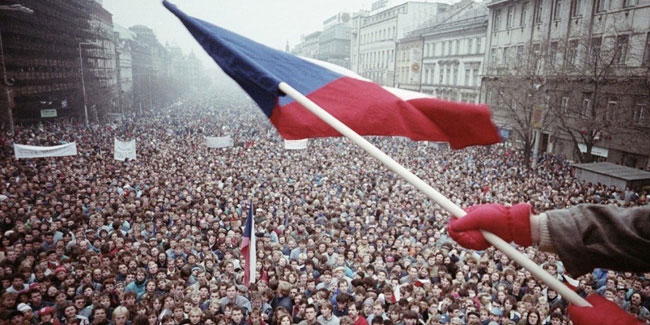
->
[0,96,648,325]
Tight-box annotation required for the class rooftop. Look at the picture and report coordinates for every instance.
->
[571,162,650,181]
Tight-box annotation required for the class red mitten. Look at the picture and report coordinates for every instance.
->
[447,203,532,250]
[568,294,642,325]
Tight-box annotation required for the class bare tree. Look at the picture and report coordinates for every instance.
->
[484,41,556,168]
[546,27,648,163]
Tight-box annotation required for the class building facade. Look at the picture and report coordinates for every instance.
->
[395,35,423,91]
[394,0,488,100]
[482,0,650,169]
[114,24,134,114]
[318,12,352,68]
[0,0,93,125]
[350,1,451,86]
[0,2,205,129]
[293,31,322,59]
[129,25,164,112]
[128,28,153,114]
[85,0,118,120]
[421,2,487,102]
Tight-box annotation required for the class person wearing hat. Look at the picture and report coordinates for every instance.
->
[332,266,351,289]
[488,306,503,323]
[39,306,60,325]
[54,265,67,275]
[17,302,34,323]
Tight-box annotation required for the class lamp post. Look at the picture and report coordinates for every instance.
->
[531,83,545,169]
[78,41,99,127]
[0,3,34,136]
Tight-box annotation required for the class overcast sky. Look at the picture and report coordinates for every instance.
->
[104,0,376,68]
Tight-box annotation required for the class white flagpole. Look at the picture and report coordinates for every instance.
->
[250,210,256,285]
[278,82,590,307]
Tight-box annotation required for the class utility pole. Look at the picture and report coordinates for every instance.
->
[79,42,99,126]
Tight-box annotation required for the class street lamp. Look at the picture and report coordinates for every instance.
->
[79,41,99,127]
[531,82,545,169]
[0,3,34,136]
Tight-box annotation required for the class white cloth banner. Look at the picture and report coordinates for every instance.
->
[284,139,308,150]
[205,136,233,148]
[14,142,77,159]
[114,138,137,161]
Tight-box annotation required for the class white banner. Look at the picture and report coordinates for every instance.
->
[40,109,57,118]
[578,143,608,158]
[14,143,77,159]
[284,139,308,150]
[205,136,233,148]
[114,138,137,161]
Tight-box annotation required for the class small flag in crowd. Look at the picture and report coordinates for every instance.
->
[163,1,501,149]
[561,274,580,291]
[240,202,256,286]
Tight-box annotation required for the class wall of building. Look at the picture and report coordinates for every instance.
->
[482,0,650,169]
[0,0,94,123]
[319,19,352,68]
[352,2,451,86]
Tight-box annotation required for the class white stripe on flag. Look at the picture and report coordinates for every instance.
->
[301,56,434,101]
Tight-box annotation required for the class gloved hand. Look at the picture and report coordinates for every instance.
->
[568,294,642,325]
[447,203,532,250]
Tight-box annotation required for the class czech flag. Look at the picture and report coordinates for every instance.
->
[163,1,501,149]
[240,203,256,286]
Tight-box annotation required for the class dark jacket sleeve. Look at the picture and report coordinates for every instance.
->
[545,204,650,277]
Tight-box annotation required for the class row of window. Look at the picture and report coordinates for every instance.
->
[595,0,639,13]
[394,37,484,66]
[488,33,636,68]
[360,26,397,44]
[575,95,647,123]
[422,37,484,58]
[493,0,640,33]
[85,58,117,70]
[359,50,394,70]
[360,71,386,83]
[362,6,406,26]
[396,64,481,87]
[492,1,530,31]
[488,90,647,123]
[432,90,479,103]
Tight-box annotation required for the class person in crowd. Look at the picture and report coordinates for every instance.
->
[0,98,647,325]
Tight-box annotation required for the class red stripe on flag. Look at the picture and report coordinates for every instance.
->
[270,77,500,149]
